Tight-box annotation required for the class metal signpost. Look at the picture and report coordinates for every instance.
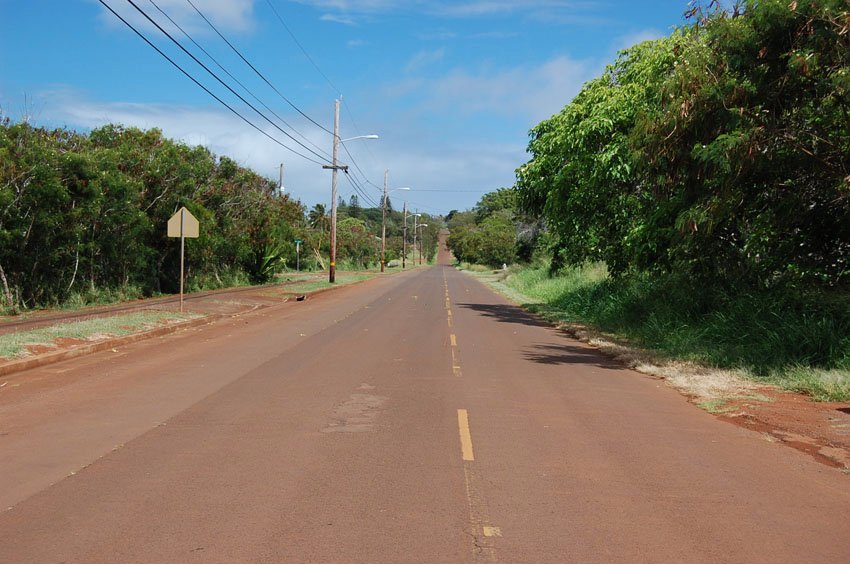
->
[167,206,200,312]
[294,239,302,272]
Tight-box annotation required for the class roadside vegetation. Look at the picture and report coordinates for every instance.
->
[0,121,440,314]
[0,310,200,359]
[448,0,850,401]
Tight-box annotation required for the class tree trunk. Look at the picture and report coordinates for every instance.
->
[0,260,17,313]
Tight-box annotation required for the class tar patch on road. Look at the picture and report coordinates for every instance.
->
[322,387,387,433]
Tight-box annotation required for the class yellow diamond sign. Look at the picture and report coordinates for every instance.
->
[167,207,199,238]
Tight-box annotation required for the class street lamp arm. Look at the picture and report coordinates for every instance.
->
[340,134,379,143]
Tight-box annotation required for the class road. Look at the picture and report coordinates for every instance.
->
[1,243,849,562]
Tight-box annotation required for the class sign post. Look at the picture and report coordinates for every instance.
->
[294,239,303,272]
[167,207,200,312]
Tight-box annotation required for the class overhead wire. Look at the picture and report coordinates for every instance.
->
[342,170,380,208]
[261,1,382,193]
[122,0,332,164]
[185,0,334,136]
[184,0,390,200]
[263,0,342,97]
[98,0,328,166]
[147,0,332,161]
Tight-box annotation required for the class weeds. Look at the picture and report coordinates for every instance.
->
[494,263,850,402]
[0,310,200,359]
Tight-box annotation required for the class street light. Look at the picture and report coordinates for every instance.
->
[381,170,410,272]
[323,99,378,283]
[341,135,379,142]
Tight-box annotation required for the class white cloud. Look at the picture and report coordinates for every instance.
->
[98,0,257,36]
[18,46,599,216]
[613,28,665,52]
[319,13,359,26]
[404,48,446,73]
[15,87,529,215]
[37,88,328,194]
[406,55,592,123]
[292,0,604,25]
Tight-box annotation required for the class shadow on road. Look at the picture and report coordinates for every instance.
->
[522,343,623,370]
[456,302,623,371]
[455,302,551,328]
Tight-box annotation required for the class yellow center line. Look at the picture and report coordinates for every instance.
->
[450,334,457,347]
[457,409,475,461]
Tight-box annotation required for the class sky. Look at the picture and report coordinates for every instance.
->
[0,1,699,216]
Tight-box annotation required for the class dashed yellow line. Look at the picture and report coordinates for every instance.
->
[457,409,475,461]
[450,334,457,347]
[483,526,502,538]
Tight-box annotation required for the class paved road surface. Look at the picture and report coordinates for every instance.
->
[1,244,849,562]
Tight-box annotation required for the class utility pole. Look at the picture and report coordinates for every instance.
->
[381,169,388,273]
[322,99,347,283]
[278,163,285,195]
[412,212,418,269]
[402,202,407,269]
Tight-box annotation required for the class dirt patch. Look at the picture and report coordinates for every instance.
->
[716,387,850,469]
[21,337,89,358]
[556,321,850,471]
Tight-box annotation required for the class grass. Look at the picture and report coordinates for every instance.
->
[473,262,850,402]
[697,399,735,414]
[0,310,201,359]
[279,272,374,294]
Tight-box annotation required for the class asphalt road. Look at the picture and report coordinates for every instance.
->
[1,245,849,562]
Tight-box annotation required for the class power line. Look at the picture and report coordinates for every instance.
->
[185,0,334,136]
[343,171,380,208]
[124,0,331,163]
[260,2,381,190]
[340,140,378,191]
[147,0,332,161]
[263,0,342,97]
[341,99,379,169]
[98,0,327,166]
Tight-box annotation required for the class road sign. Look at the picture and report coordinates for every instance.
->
[167,207,199,238]
[294,239,303,244]
[167,207,200,312]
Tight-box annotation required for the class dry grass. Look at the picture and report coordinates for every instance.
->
[0,310,201,359]
[465,267,760,405]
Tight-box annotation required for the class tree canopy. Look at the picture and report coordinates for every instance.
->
[516,0,850,288]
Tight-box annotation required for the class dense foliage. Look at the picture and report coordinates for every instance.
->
[446,188,522,268]
[0,120,441,311]
[517,0,850,288]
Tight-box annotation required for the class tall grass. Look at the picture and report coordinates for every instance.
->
[501,263,850,401]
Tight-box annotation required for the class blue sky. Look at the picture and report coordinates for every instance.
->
[1,1,697,215]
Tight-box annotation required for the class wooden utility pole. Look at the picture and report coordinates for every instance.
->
[412,212,418,270]
[402,202,407,269]
[278,163,285,196]
[381,169,388,272]
[322,100,346,283]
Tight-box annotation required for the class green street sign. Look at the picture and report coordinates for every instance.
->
[294,239,303,244]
